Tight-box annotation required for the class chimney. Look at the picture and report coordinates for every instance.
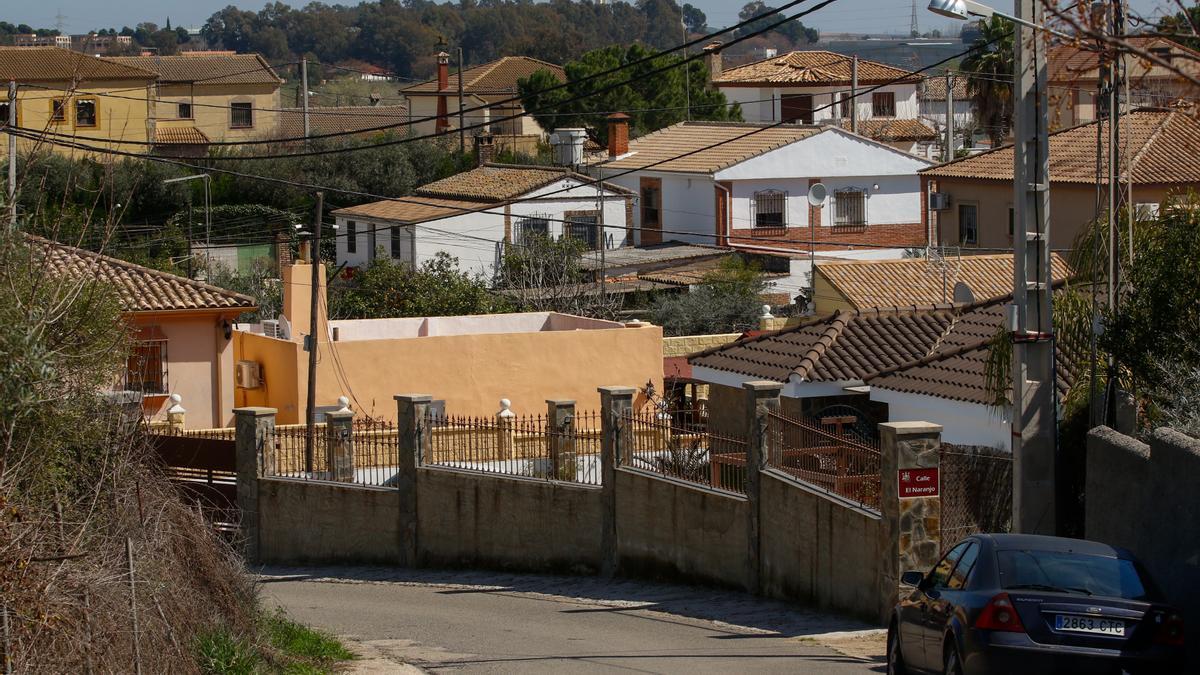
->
[436,51,450,133]
[703,40,723,84]
[474,132,496,167]
[607,112,630,158]
[275,231,293,277]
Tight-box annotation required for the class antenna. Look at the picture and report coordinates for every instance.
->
[910,0,919,37]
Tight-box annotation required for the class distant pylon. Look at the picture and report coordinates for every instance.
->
[911,0,919,36]
[54,9,67,34]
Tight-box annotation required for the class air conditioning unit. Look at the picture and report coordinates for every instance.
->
[235,361,262,389]
[928,192,951,210]
[261,319,281,339]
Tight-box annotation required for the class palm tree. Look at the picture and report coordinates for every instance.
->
[960,16,1015,148]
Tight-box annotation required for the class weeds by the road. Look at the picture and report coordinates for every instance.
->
[196,610,354,674]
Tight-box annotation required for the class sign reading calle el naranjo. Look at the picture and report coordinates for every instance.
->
[898,467,939,499]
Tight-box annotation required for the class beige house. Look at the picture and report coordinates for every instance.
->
[398,54,564,152]
[108,52,283,149]
[33,236,256,428]
[1048,37,1200,129]
[921,110,1200,251]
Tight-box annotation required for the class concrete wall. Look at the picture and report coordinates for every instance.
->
[615,468,752,590]
[719,83,919,125]
[1087,426,1200,659]
[258,478,404,565]
[417,467,603,573]
[871,389,1011,450]
[759,469,883,621]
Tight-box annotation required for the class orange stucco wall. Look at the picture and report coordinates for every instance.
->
[932,179,1181,250]
[235,324,664,423]
[135,311,238,429]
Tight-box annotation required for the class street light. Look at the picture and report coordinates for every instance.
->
[927,0,1071,38]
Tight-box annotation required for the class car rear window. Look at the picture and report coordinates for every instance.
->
[997,549,1152,600]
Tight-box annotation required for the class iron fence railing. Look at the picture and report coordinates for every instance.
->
[766,411,882,510]
[623,411,748,494]
[425,411,602,486]
[264,419,400,487]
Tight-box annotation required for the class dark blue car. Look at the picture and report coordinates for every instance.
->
[887,533,1185,674]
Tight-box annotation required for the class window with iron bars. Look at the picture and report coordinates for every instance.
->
[752,190,787,228]
[126,336,168,394]
[834,189,867,227]
[515,214,551,245]
[564,213,600,249]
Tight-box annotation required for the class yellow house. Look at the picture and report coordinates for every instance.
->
[33,235,257,428]
[108,52,283,149]
[0,47,157,157]
[233,257,664,423]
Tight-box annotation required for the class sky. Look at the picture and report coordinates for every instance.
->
[7,0,1173,39]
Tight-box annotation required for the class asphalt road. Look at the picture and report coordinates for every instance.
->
[260,567,885,674]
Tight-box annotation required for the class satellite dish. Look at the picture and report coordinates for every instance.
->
[807,182,828,207]
[952,281,975,304]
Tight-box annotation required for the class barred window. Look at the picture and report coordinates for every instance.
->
[516,215,550,245]
[872,91,896,117]
[834,189,867,227]
[178,102,193,119]
[390,225,403,258]
[959,204,978,244]
[839,93,852,118]
[50,98,67,122]
[230,101,253,128]
[752,190,787,228]
[75,98,97,127]
[640,185,660,224]
[126,328,167,394]
[565,213,600,249]
[346,220,357,253]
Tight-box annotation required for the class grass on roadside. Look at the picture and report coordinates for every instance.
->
[196,610,354,674]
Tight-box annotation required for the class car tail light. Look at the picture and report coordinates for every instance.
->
[975,593,1026,633]
[1153,612,1184,646]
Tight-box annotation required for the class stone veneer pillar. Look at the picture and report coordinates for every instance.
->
[598,386,635,578]
[234,407,276,563]
[878,421,943,623]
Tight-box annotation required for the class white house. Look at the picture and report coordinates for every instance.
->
[330,163,633,279]
[707,46,937,155]
[918,75,976,155]
[593,115,935,258]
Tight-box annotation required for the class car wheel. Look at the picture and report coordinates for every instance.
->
[886,623,908,675]
[943,639,963,675]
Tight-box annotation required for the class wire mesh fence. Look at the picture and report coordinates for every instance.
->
[938,444,1013,551]
[765,411,882,510]
[425,411,602,486]
[623,410,748,494]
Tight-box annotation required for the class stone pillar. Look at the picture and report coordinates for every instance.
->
[546,399,576,481]
[395,394,432,567]
[166,393,186,432]
[234,407,276,563]
[324,409,355,482]
[496,399,516,460]
[879,421,943,623]
[744,381,782,595]
[598,386,635,578]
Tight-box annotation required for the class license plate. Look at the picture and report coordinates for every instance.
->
[1054,614,1125,636]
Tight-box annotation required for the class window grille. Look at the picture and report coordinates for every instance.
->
[834,189,867,227]
[74,98,97,127]
[126,335,168,394]
[390,226,404,258]
[640,186,660,224]
[565,213,600,249]
[178,102,193,119]
[50,98,66,122]
[515,215,551,245]
[346,220,357,253]
[839,93,852,118]
[959,204,978,244]
[752,190,787,228]
[872,91,896,117]
[230,102,253,128]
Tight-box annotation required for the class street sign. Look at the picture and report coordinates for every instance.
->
[898,467,939,499]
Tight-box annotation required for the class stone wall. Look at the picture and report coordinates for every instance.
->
[878,422,943,623]
[662,333,742,357]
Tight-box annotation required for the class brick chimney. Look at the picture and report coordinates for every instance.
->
[275,231,293,277]
[703,41,723,84]
[436,51,450,134]
[607,112,630,158]
[474,132,496,167]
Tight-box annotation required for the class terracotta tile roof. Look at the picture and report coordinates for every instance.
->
[0,47,156,82]
[399,56,564,95]
[30,235,255,313]
[106,53,282,85]
[921,110,1200,184]
[154,126,211,145]
[1047,36,1200,84]
[920,76,969,101]
[330,196,478,224]
[713,50,921,86]
[839,117,937,141]
[638,256,787,286]
[415,164,585,201]
[688,306,958,383]
[816,253,1072,310]
[599,121,825,174]
[277,105,409,138]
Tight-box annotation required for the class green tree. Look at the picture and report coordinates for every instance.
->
[518,44,740,145]
[737,2,819,44]
[329,251,504,319]
[960,15,1015,148]
[682,3,708,34]
[652,257,768,336]
[1158,4,1200,51]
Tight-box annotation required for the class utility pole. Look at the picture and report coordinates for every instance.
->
[597,166,607,300]
[301,58,311,141]
[850,57,859,134]
[944,73,954,162]
[457,47,466,155]
[304,191,324,474]
[682,16,692,121]
[6,80,15,230]
[1011,0,1056,535]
